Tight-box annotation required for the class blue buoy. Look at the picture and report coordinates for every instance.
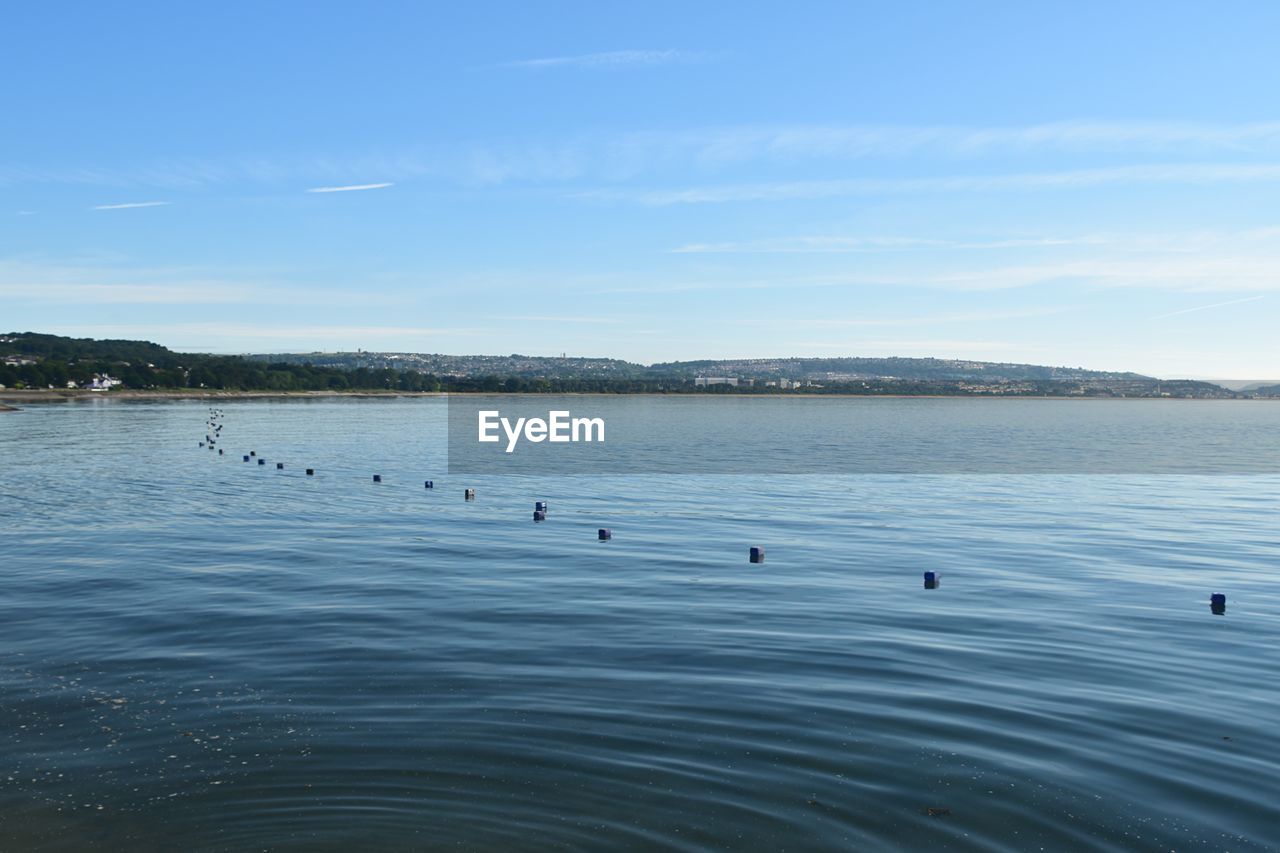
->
[258,458,265,466]
[199,442,204,448]
[534,510,546,522]
[465,488,475,500]
[535,501,548,512]
[424,480,433,489]
[1210,593,1226,606]
[277,462,284,469]
[243,455,250,462]
[250,451,256,457]
[218,449,223,455]
[598,528,611,541]
[306,468,315,476]
[373,474,382,483]
[749,546,765,564]
[924,571,939,589]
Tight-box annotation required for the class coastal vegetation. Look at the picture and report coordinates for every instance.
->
[0,332,1254,398]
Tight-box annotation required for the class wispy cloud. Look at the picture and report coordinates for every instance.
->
[305,182,394,193]
[591,163,1280,205]
[670,235,1111,254]
[786,339,1017,354]
[497,49,692,70]
[496,315,625,324]
[11,120,1280,192]
[1149,295,1267,320]
[92,201,171,210]
[47,323,486,352]
[594,252,1280,296]
[755,307,1080,329]
[0,258,410,306]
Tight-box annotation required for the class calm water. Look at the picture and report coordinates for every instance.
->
[1,397,1278,851]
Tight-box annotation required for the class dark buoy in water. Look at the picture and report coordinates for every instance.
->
[749,546,765,564]
[464,488,475,501]
[250,451,256,457]
[924,571,940,589]
[306,468,315,476]
[598,528,611,541]
[535,501,548,512]
[199,442,204,448]
[1211,592,1226,615]
[534,510,546,522]
[373,474,382,483]
[277,462,284,470]
[258,458,266,466]
[218,449,223,455]
[243,455,250,462]
[424,480,433,489]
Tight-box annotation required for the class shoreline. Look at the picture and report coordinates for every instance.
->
[0,389,1267,403]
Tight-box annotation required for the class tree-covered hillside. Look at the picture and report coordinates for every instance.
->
[0,332,1245,398]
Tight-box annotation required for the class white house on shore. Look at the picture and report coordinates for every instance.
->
[86,374,123,391]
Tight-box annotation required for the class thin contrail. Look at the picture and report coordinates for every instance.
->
[1149,294,1266,319]
[306,182,394,193]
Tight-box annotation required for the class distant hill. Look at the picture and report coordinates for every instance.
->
[644,356,1150,383]
[253,351,1153,383]
[0,332,1243,398]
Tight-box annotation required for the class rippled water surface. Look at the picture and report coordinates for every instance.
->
[1,397,1278,851]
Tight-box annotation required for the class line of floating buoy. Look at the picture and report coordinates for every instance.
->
[189,412,1232,615]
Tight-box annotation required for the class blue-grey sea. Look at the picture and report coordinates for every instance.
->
[1,396,1278,851]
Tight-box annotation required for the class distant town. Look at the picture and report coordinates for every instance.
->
[2,332,1276,398]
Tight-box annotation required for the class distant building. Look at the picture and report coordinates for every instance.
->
[86,374,123,391]
[694,377,739,387]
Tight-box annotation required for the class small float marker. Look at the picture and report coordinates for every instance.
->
[218,449,223,455]
[250,451,256,457]
[535,501,548,513]
[464,488,475,501]
[1210,592,1226,614]
[373,474,382,483]
[306,468,315,476]
[258,458,265,466]
[924,571,939,589]
[598,528,611,541]
[424,480,433,489]
[243,455,250,462]
[277,462,284,470]
[534,510,547,522]
[749,546,765,564]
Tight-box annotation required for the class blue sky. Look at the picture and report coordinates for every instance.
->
[3,0,1280,377]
